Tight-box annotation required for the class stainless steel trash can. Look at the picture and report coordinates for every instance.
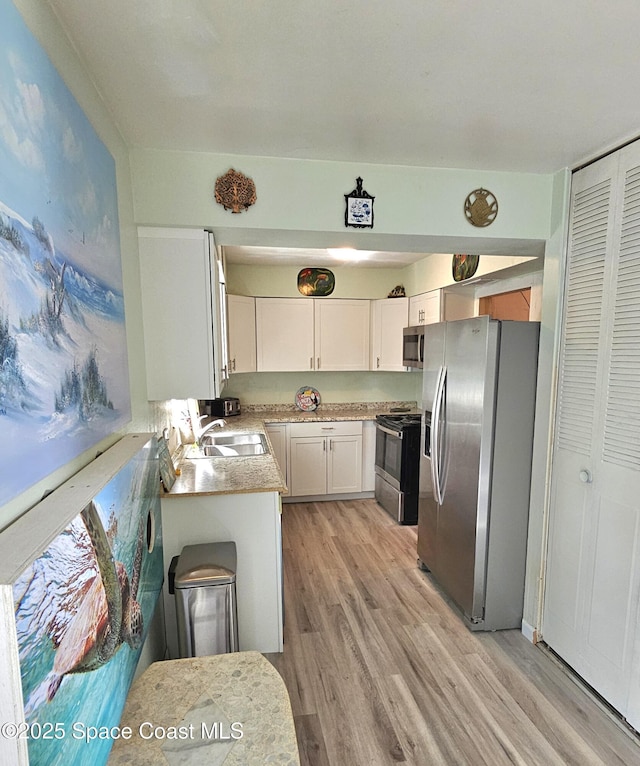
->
[170,541,239,657]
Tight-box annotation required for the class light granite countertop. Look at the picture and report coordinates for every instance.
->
[107,652,299,766]
[164,401,417,498]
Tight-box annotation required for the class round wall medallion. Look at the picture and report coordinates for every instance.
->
[464,188,498,227]
[214,168,257,213]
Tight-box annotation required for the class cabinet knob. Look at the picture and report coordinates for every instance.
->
[377,356,380,369]
[579,469,592,484]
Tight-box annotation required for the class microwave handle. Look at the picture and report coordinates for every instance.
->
[418,332,424,364]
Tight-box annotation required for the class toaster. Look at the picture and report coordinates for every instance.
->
[199,398,241,417]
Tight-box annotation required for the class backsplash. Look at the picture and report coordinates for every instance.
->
[244,401,417,413]
[221,370,422,406]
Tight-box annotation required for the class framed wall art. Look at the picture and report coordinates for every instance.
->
[0,0,131,507]
[452,254,480,281]
[297,268,335,296]
[0,434,163,766]
[344,177,374,229]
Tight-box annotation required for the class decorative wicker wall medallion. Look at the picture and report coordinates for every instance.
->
[452,254,480,282]
[464,188,498,227]
[214,168,257,213]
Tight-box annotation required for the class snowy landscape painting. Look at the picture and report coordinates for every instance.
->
[0,0,131,506]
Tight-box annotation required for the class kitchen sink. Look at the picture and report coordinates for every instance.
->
[186,432,269,458]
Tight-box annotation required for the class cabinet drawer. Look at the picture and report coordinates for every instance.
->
[288,421,363,438]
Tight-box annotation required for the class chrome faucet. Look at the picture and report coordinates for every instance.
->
[199,418,227,438]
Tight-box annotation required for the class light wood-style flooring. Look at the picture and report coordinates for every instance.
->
[265,499,640,766]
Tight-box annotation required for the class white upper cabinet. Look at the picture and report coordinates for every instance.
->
[255,298,315,371]
[314,299,370,371]
[370,297,408,371]
[255,298,370,372]
[138,227,226,400]
[408,289,442,325]
[227,294,256,373]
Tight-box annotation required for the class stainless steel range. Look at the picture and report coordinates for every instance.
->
[374,412,421,525]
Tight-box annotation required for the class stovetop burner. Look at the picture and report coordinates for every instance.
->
[376,412,421,430]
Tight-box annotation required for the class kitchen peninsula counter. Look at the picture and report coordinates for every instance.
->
[166,401,416,497]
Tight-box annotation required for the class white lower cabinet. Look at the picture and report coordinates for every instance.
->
[160,491,283,657]
[288,421,363,497]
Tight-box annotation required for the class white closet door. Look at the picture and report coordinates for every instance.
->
[543,142,640,727]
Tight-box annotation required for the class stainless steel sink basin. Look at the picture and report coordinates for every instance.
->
[187,432,269,458]
[200,432,266,448]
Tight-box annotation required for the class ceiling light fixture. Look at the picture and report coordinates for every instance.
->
[326,248,373,261]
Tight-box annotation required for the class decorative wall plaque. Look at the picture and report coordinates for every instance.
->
[297,268,335,296]
[452,254,480,282]
[214,168,257,213]
[345,177,374,228]
[464,188,498,227]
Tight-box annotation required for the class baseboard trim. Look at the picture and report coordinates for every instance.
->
[521,619,539,644]
[282,491,375,504]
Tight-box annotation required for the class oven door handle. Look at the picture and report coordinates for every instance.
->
[376,424,403,439]
[431,365,446,506]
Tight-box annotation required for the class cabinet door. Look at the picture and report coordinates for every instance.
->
[138,227,220,400]
[228,294,256,373]
[371,297,408,370]
[409,290,441,325]
[255,298,314,371]
[543,144,640,728]
[327,435,363,494]
[315,299,370,370]
[289,437,327,496]
[265,424,288,494]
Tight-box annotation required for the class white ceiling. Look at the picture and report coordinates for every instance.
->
[47,0,640,174]
[44,1,640,266]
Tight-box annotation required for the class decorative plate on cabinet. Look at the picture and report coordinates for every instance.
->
[295,386,321,411]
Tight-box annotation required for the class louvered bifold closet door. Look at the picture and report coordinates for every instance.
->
[543,142,640,728]
[598,144,640,731]
[543,155,615,682]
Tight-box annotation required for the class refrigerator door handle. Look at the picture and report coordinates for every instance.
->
[431,365,446,505]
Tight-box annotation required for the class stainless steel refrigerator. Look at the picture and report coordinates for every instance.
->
[417,316,539,630]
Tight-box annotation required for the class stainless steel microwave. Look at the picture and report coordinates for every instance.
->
[402,325,425,369]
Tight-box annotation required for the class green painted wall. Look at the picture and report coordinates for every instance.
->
[227,263,408,299]
[130,148,553,257]
[222,370,421,406]
[226,255,538,299]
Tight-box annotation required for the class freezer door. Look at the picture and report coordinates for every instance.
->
[421,322,446,411]
[436,317,499,622]
[417,322,446,570]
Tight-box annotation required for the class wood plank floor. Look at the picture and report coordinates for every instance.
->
[265,499,640,766]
